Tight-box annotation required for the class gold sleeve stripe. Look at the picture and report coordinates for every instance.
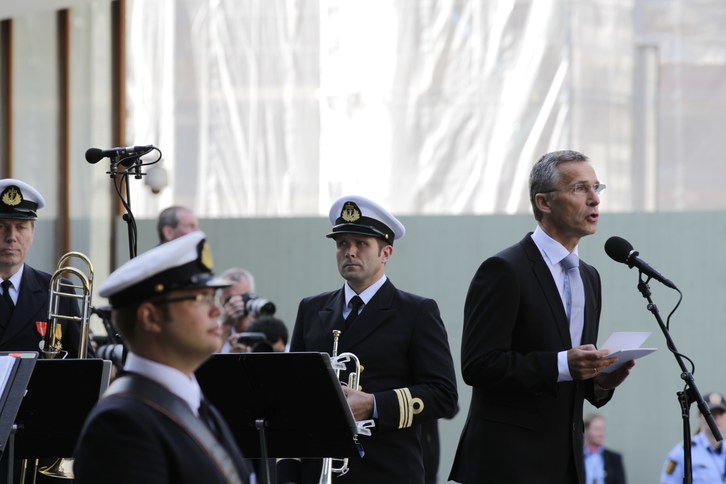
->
[394,388,407,429]
[394,387,418,429]
[396,388,409,428]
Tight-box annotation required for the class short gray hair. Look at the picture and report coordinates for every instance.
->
[528,150,589,221]
[219,267,256,292]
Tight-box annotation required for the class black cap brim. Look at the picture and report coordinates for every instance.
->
[108,263,231,308]
[0,210,37,220]
[326,219,394,244]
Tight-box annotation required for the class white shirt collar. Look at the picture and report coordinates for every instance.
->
[344,274,387,306]
[124,353,203,415]
[531,225,578,267]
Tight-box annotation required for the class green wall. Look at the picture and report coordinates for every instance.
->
[104,212,726,483]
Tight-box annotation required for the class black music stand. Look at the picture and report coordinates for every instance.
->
[196,352,360,483]
[0,353,37,459]
[12,358,112,458]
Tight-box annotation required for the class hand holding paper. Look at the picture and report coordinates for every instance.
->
[599,331,657,374]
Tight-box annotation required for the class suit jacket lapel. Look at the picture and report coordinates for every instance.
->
[580,263,598,345]
[338,279,395,350]
[520,235,573,349]
[317,289,345,347]
[1,266,46,345]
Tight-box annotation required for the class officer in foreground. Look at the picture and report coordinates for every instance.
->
[73,231,251,484]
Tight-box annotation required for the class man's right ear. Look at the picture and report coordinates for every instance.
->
[534,192,553,216]
[137,302,165,334]
[161,226,174,242]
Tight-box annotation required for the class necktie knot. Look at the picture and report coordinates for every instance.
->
[344,296,364,329]
[1,279,14,311]
[349,296,364,312]
[561,253,579,271]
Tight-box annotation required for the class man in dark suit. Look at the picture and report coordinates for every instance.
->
[73,231,251,484]
[449,150,635,484]
[278,195,458,483]
[0,178,86,358]
[584,413,626,484]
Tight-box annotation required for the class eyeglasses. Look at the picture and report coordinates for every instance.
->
[152,291,220,308]
[543,183,606,196]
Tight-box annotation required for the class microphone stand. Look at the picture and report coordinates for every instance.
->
[635,273,721,484]
[108,156,140,259]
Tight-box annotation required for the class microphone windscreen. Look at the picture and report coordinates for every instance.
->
[604,236,633,263]
[85,148,103,164]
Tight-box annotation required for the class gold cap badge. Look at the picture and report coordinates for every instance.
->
[341,202,361,223]
[200,240,213,270]
[1,186,22,207]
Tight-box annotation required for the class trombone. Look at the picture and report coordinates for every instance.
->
[41,251,94,359]
[21,252,95,482]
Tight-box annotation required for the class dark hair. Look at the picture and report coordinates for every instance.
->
[112,301,171,348]
[528,150,589,221]
[111,304,139,347]
[248,316,288,346]
[156,206,187,242]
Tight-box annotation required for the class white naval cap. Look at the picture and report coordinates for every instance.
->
[99,231,230,308]
[326,195,406,244]
[0,179,46,220]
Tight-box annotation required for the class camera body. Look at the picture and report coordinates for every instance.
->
[242,293,276,318]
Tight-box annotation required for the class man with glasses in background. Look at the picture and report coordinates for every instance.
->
[73,231,251,484]
[450,150,635,484]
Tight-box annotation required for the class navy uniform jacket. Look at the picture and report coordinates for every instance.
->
[286,278,458,484]
[0,264,87,358]
[450,234,613,484]
[73,374,251,484]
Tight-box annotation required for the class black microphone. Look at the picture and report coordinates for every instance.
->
[85,145,155,165]
[604,236,677,289]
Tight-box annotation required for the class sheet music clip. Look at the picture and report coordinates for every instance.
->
[356,419,374,437]
[330,354,356,372]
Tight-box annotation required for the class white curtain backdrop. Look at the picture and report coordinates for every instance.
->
[124,0,726,217]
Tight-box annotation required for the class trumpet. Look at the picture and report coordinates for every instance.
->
[42,251,94,359]
[319,330,362,483]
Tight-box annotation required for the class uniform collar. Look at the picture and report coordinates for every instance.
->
[344,274,387,306]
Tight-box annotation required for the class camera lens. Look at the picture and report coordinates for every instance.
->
[244,297,276,317]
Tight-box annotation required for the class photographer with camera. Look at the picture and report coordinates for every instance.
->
[217,268,276,353]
